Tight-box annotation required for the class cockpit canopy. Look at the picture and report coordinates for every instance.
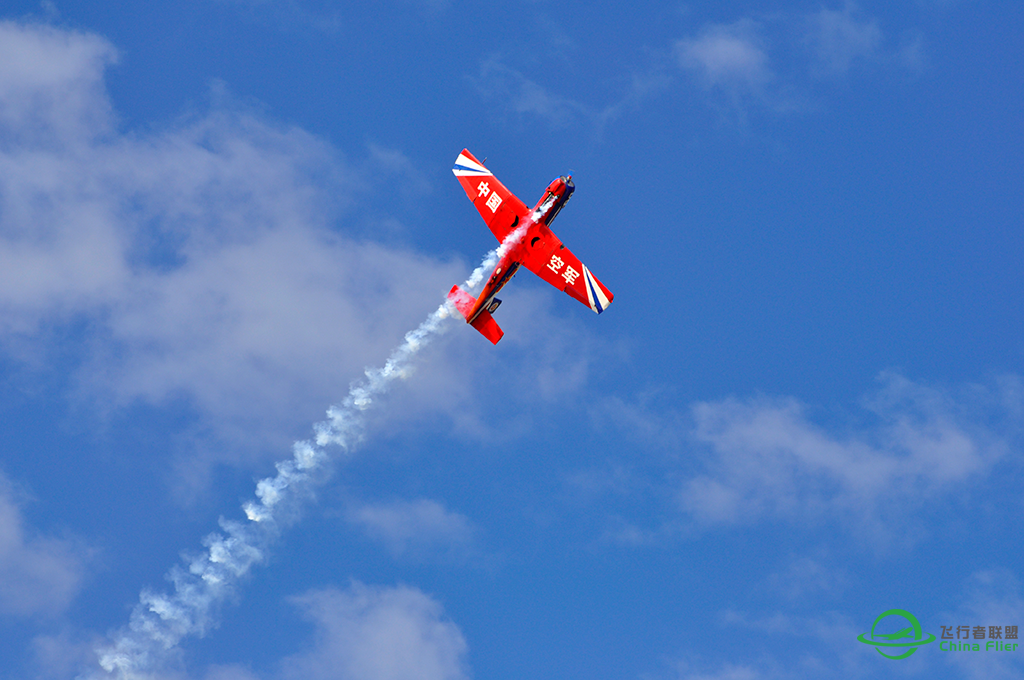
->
[533,175,575,225]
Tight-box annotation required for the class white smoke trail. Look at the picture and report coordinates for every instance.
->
[88,230,524,680]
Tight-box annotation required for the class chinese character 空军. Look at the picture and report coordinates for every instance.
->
[990,626,1003,639]
[547,255,564,273]
[562,265,579,285]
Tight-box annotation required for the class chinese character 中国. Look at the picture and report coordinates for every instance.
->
[486,192,502,213]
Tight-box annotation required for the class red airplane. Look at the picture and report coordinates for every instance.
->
[448,149,614,344]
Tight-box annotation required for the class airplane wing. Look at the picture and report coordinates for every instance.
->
[452,149,529,242]
[520,225,614,314]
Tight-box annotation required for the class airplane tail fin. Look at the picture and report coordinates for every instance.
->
[447,285,504,345]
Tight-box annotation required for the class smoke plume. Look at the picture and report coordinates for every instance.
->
[88,230,523,679]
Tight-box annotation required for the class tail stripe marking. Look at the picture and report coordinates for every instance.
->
[452,153,492,177]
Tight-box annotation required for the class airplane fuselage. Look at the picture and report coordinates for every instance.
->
[465,176,574,323]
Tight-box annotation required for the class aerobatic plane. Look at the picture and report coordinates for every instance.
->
[448,149,614,344]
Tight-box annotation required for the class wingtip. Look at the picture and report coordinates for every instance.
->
[581,265,614,314]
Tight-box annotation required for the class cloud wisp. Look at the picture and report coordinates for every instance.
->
[680,374,1020,537]
[0,473,89,619]
[676,19,773,90]
[475,6,911,133]
[586,374,1021,547]
[345,498,476,561]
[473,57,667,137]
[943,569,1024,680]
[803,4,883,75]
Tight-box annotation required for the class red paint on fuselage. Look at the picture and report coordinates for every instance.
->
[464,177,574,323]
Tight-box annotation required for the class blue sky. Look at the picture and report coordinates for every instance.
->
[0,1,1022,679]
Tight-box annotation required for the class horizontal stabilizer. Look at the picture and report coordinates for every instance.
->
[447,284,476,319]
[447,285,504,344]
[470,309,504,344]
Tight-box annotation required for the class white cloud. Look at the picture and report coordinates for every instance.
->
[0,21,509,485]
[345,498,475,560]
[475,58,591,129]
[703,571,1024,680]
[679,374,1017,533]
[664,590,1024,680]
[672,18,806,119]
[473,58,664,136]
[595,374,1020,542]
[713,610,872,680]
[676,20,772,90]
[203,665,262,680]
[766,555,849,601]
[213,0,345,34]
[30,630,108,680]
[0,20,117,146]
[281,583,469,680]
[804,4,883,74]
[0,472,89,617]
[476,8,922,132]
[670,8,923,120]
